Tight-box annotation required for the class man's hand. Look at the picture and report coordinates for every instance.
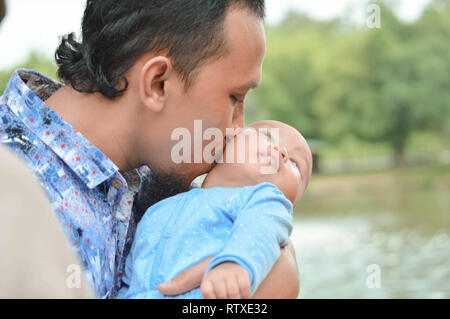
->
[252,241,300,299]
[157,240,299,298]
[157,257,212,295]
[200,262,251,299]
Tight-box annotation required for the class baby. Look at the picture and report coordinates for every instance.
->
[118,120,313,299]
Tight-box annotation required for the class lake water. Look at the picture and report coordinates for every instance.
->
[292,212,450,298]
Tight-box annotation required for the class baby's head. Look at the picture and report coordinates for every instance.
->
[204,120,313,205]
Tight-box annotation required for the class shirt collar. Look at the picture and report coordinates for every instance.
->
[3,69,119,189]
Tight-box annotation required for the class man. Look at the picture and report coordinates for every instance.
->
[0,0,300,298]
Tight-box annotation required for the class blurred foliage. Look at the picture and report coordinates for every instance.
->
[296,163,450,221]
[1,1,450,166]
[0,52,58,95]
[248,0,450,165]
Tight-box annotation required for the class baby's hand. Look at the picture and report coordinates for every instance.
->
[200,262,251,299]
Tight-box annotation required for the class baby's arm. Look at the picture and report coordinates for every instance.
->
[202,183,293,298]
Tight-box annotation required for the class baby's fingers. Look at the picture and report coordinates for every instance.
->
[200,280,216,299]
[213,280,228,299]
[226,278,241,299]
[237,273,251,299]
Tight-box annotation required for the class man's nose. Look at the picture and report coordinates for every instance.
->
[231,104,244,130]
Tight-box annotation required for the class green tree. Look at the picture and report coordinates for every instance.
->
[0,52,57,95]
[313,2,450,165]
[249,14,332,138]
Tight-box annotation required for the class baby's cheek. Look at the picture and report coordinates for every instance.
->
[288,167,302,202]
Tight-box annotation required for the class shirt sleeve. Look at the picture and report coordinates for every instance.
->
[205,183,293,295]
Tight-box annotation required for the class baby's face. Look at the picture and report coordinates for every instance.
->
[219,120,312,204]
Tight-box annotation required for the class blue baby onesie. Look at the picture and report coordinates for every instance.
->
[118,182,293,299]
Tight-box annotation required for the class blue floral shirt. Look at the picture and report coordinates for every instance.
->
[0,69,150,298]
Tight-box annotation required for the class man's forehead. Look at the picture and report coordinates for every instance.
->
[224,5,265,49]
[220,6,265,81]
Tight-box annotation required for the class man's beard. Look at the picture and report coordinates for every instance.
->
[133,170,191,224]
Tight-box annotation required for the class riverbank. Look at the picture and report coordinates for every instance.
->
[296,164,450,222]
[292,164,450,298]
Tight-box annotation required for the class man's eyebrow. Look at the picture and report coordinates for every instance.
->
[233,82,259,92]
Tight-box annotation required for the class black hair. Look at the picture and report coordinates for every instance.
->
[55,0,265,99]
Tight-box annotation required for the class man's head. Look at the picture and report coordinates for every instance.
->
[56,0,266,187]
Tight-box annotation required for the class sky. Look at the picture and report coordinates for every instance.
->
[0,0,432,70]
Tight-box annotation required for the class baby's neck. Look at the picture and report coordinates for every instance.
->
[201,169,253,190]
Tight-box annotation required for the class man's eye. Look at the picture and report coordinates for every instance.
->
[230,95,243,105]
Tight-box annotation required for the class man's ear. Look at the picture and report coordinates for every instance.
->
[139,56,172,112]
